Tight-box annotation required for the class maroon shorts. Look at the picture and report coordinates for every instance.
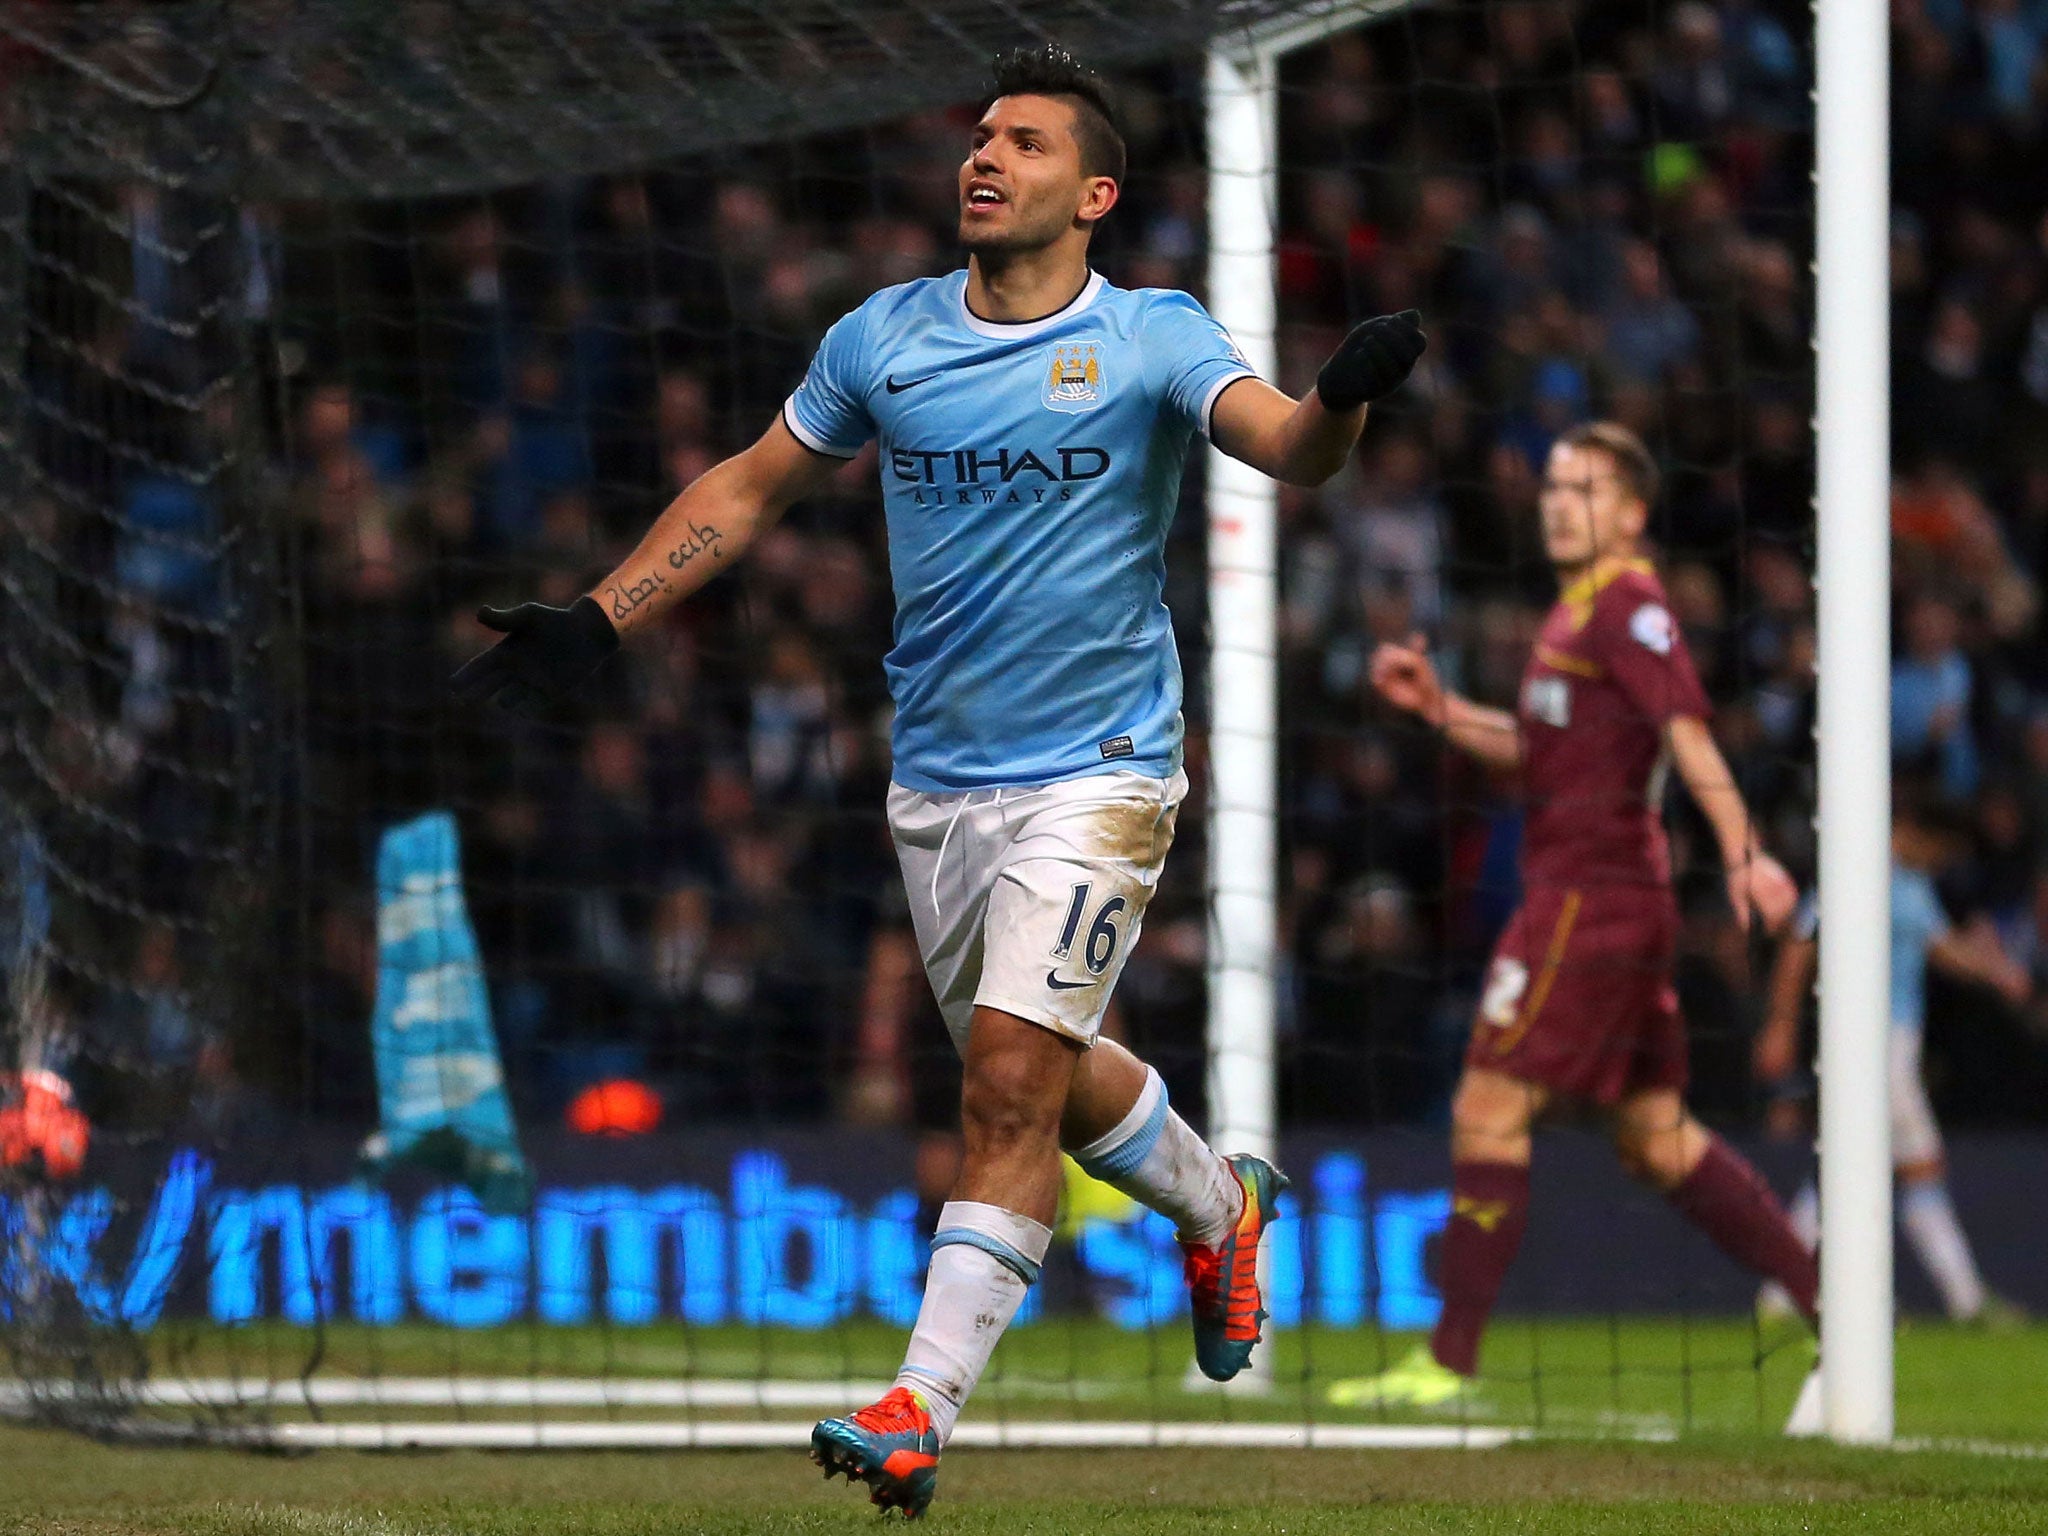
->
[1465,881,1686,1105]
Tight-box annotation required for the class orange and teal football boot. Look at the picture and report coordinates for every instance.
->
[1180,1153,1289,1381]
[811,1385,940,1518]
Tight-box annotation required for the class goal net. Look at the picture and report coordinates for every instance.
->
[2,0,1958,1451]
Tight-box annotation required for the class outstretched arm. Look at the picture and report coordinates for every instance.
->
[1368,632,1523,770]
[846,922,924,1127]
[1667,715,1797,933]
[594,417,838,636]
[1210,311,1425,487]
[453,416,840,713]
[1753,928,1817,1086]
[1928,917,2033,1008]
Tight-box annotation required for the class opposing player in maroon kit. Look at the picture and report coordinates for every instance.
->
[1330,421,1817,1407]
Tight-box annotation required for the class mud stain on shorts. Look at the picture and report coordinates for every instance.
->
[1080,795,1179,867]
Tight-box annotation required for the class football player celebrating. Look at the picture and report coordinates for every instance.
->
[1334,422,1814,1408]
[455,45,1424,1513]
[1755,791,2032,1327]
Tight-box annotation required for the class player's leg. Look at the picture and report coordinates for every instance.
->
[813,786,1025,1513]
[818,1017,1062,1513]
[1757,1177,1819,1321]
[814,1004,1065,1513]
[1898,1159,1991,1322]
[1431,1064,1546,1375]
[819,771,1262,1508]
[1602,908,1818,1321]
[1889,1030,2001,1322]
[1327,1064,1545,1407]
[880,1017,1223,1444]
[1787,1180,1819,1249]
[1427,910,1557,1380]
[1330,901,1561,1406]
[1610,1087,1817,1320]
[1060,1034,1283,1380]
[1756,1060,1818,1319]
[1061,1037,1241,1246]
[970,769,1282,1380]
[901,1006,1072,1416]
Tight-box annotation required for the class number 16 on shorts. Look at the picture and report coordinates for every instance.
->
[1048,882,1126,988]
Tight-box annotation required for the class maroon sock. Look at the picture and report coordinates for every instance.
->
[1667,1136,1818,1321]
[1428,1161,1531,1376]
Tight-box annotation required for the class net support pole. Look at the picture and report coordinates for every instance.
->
[1813,0,1893,1444]
[0,161,25,523]
[1200,1,1408,1177]
[1198,20,1406,1386]
[0,159,27,819]
[1203,42,1281,1174]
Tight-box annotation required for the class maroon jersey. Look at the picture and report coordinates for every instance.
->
[1516,560,1709,888]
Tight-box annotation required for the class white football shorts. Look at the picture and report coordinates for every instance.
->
[887,768,1186,1053]
[1889,1026,1943,1168]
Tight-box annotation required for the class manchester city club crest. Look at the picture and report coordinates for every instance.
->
[1042,341,1105,413]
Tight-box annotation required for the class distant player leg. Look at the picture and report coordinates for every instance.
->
[1431,1067,1542,1376]
[1328,1066,1540,1406]
[1889,1030,1990,1321]
[1329,896,1559,1407]
[1758,1179,1820,1321]
[1898,1168,1987,1321]
[1787,1180,1820,1250]
[1412,912,1559,1387]
[1613,1089,1817,1321]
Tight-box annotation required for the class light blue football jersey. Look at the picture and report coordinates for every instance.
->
[1792,866,1952,1031]
[1889,864,1950,1032]
[782,268,1255,792]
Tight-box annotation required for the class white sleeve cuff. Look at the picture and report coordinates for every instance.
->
[1197,370,1258,440]
[781,396,859,460]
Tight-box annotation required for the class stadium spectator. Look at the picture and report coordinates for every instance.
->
[1892,590,1982,801]
[1601,239,1701,384]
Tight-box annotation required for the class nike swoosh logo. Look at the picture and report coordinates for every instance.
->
[885,373,941,394]
[1046,971,1092,991]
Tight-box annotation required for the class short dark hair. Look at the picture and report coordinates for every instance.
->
[1558,421,1660,509]
[1893,775,1974,841]
[982,44,1126,185]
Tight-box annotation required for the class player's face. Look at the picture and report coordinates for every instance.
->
[1539,442,1645,569]
[960,95,1114,253]
[1893,820,1961,871]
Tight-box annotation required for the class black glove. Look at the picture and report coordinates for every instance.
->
[451,596,619,717]
[1315,309,1427,412]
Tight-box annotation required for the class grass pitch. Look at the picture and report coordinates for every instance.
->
[5,1319,2045,1534]
[4,1427,2046,1534]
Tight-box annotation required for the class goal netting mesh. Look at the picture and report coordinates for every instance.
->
[0,0,1859,1447]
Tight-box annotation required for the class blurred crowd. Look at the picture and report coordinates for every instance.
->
[17,0,2048,1142]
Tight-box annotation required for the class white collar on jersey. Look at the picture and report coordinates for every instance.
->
[956,268,1106,340]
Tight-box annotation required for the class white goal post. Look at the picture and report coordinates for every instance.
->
[1202,0,1414,1214]
[1200,1,1412,1398]
[1811,0,1893,1444]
